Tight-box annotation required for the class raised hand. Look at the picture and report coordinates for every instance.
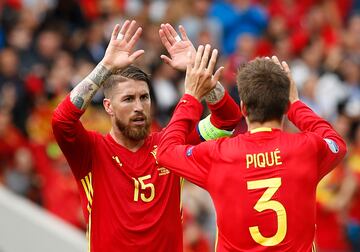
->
[185,44,224,101]
[159,24,196,71]
[101,20,144,71]
[267,56,299,104]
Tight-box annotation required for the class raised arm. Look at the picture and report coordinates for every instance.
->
[70,20,144,109]
[159,24,241,142]
[270,56,347,179]
[52,20,144,178]
[158,45,225,188]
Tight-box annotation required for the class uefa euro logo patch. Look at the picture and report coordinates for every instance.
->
[186,146,194,157]
[324,138,339,153]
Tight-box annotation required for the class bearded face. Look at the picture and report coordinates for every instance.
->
[103,79,152,142]
[114,111,151,141]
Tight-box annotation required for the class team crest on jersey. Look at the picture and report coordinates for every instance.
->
[324,138,339,153]
[157,167,170,176]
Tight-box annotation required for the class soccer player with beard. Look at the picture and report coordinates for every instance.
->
[52,20,241,252]
[158,54,347,251]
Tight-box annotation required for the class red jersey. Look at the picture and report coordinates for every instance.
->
[158,94,347,252]
[52,93,240,252]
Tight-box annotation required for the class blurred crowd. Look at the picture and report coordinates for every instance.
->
[0,0,360,251]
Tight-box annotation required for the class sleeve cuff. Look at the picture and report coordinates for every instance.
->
[207,91,230,110]
[287,100,305,121]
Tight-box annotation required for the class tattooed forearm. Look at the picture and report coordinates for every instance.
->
[205,82,225,104]
[70,63,112,109]
[88,64,112,87]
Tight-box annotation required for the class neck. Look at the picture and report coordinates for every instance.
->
[247,119,283,132]
[110,128,145,152]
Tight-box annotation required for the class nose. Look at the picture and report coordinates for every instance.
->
[133,98,144,112]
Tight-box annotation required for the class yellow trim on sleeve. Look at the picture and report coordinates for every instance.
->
[87,213,91,252]
[81,178,93,205]
[214,225,219,251]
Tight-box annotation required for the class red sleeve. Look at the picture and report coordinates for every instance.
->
[185,91,242,144]
[287,100,347,180]
[158,94,218,188]
[51,95,94,179]
[207,91,242,130]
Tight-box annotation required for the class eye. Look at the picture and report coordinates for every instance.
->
[141,94,150,101]
[123,97,133,102]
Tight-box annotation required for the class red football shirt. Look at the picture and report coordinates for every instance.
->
[158,94,347,252]
[52,93,240,252]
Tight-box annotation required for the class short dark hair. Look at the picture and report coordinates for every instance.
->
[103,65,151,98]
[237,58,290,123]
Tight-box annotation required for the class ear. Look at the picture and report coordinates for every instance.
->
[103,98,114,116]
[240,101,247,117]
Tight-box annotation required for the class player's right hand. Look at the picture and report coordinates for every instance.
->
[101,20,144,71]
[159,24,196,71]
[184,44,224,101]
[267,56,299,104]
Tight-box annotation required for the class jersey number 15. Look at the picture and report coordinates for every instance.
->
[132,175,155,203]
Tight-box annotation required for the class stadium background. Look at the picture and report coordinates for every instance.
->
[0,0,360,251]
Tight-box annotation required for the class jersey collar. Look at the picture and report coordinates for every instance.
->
[249,127,273,134]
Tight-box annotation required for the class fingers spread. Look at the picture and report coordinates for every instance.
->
[124,20,137,42]
[160,55,172,65]
[128,27,142,50]
[213,66,224,83]
[194,45,204,69]
[166,23,179,38]
[161,23,176,45]
[111,24,121,40]
[207,49,219,74]
[159,29,172,50]
[129,49,145,62]
[200,44,211,70]
[118,20,131,39]
[179,25,189,41]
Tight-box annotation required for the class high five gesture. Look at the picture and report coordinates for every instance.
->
[70,20,144,109]
[159,24,196,71]
[185,44,224,101]
[101,20,144,71]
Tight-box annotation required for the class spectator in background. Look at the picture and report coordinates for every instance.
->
[179,0,223,49]
[210,0,268,54]
[0,48,29,134]
[4,147,41,204]
[76,21,107,64]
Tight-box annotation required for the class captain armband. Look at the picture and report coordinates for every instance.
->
[197,115,233,141]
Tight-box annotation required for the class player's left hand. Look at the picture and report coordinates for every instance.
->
[159,24,196,71]
[185,44,224,101]
[267,56,299,104]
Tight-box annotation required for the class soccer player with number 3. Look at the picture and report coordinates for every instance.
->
[52,20,241,251]
[158,51,347,251]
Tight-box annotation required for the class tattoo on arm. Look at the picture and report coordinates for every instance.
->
[70,63,112,109]
[88,64,112,87]
[205,82,225,104]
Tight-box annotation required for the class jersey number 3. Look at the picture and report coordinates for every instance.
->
[132,175,155,203]
[247,177,287,246]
